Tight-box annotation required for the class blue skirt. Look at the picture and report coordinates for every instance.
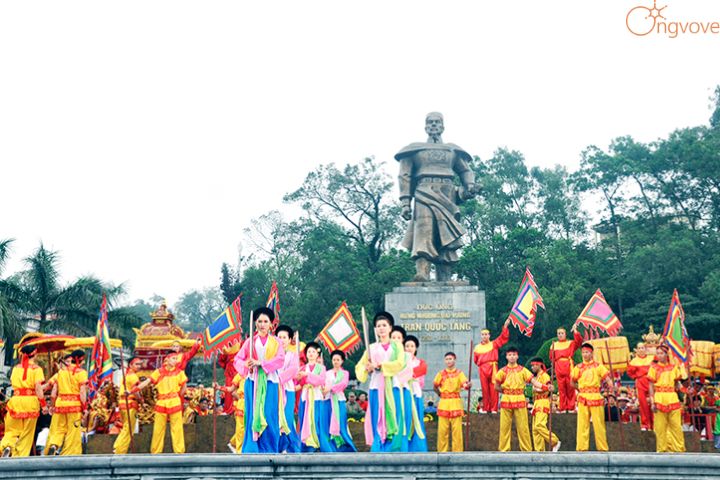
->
[278,390,301,453]
[368,388,403,452]
[299,398,335,452]
[241,379,280,453]
[327,399,357,452]
[408,395,428,452]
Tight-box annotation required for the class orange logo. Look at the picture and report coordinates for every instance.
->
[626,0,667,36]
[626,1,720,38]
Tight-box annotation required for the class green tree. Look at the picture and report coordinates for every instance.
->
[531,165,586,241]
[284,157,402,271]
[6,243,143,347]
[173,287,226,332]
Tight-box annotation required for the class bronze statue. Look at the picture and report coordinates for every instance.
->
[395,112,478,281]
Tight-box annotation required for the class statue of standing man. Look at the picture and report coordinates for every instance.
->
[395,112,478,282]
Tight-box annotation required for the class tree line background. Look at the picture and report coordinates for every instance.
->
[2,87,720,382]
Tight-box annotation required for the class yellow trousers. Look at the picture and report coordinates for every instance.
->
[576,404,608,451]
[229,415,244,452]
[0,414,38,457]
[113,409,136,454]
[532,411,559,451]
[499,407,532,452]
[151,411,185,454]
[47,412,83,455]
[437,415,463,452]
[654,409,685,453]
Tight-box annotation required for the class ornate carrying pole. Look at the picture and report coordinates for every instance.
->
[212,352,217,453]
[604,338,626,451]
[464,340,474,451]
[548,342,555,451]
[118,347,134,453]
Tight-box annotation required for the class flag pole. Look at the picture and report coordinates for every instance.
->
[464,340,474,451]
[361,307,371,365]
[604,338,626,451]
[212,352,217,453]
[118,346,134,454]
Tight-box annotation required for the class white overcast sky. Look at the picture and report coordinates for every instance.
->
[2,1,719,304]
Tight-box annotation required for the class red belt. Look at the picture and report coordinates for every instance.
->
[655,386,676,393]
[440,392,460,399]
[15,388,36,396]
[157,393,179,400]
[534,393,549,399]
[580,387,600,394]
[58,394,80,401]
[503,389,524,395]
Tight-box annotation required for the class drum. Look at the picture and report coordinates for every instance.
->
[690,340,714,377]
[588,336,629,372]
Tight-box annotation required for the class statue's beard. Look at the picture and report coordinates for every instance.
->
[427,131,443,143]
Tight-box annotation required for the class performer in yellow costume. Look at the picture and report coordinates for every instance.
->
[494,347,532,452]
[134,354,188,454]
[571,343,613,451]
[47,350,88,456]
[648,344,686,452]
[0,345,47,457]
[216,372,246,453]
[433,352,470,452]
[113,357,142,454]
[529,357,560,451]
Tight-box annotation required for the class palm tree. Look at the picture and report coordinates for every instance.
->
[0,238,25,364]
[9,243,144,349]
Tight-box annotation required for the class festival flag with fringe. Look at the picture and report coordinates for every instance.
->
[88,294,113,397]
[663,289,690,363]
[266,281,281,331]
[202,295,243,359]
[317,302,362,354]
[574,289,623,338]
[507,268,545,337]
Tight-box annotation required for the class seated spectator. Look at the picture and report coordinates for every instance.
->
[616,395,631,423]
[357,392,368,411]
[689,397,711,433]
[346,391,364,417]
[605,395,619,422]
[425,400,437,414]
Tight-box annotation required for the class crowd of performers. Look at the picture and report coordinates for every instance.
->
[0,308,710,457]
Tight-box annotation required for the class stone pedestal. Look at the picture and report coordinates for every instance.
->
[385,282,486,396]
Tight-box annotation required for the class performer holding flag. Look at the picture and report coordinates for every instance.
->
[649,344,686,452]
[550,326,583,413]
[570,289,623,452]
[650,290,690,453]
[473,318,510,413]
[112,357,142,454]
[355,311,406,452]
[323,349,357,452]
[276,325,301,453]
[404,335,428,452]
[571,343,613,451]
[233,307,285,453]
[529,357,560,451]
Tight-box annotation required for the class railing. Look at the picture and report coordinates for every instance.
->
[625,411,717,440]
